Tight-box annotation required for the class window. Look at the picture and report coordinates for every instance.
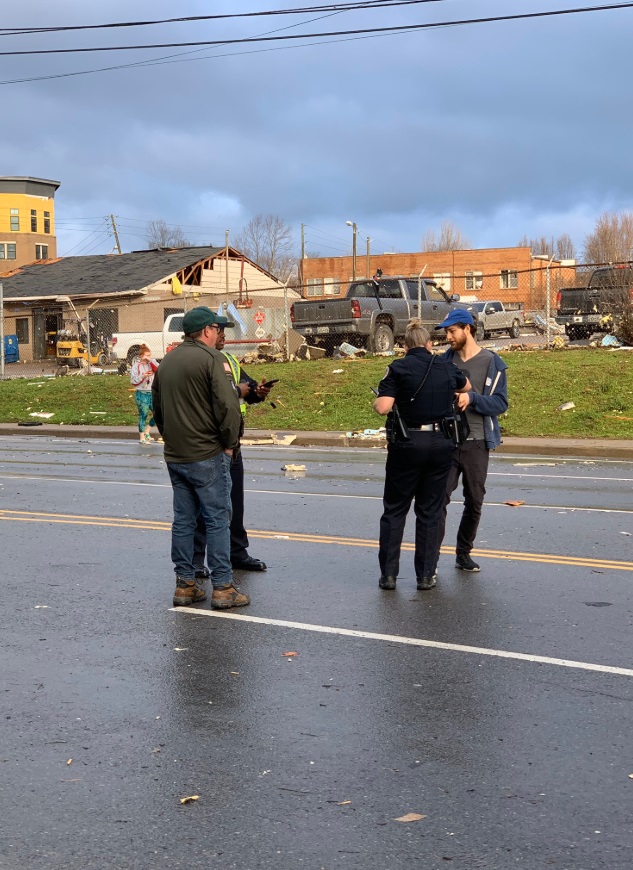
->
[433,273,451,293]
[377,280,401,299]
[43,211,51,234]
[35,244,48,260]
[10,208,19,231]
[500,269,518,289]
[16,318,30,344]
[0,243,17,259]
[323,278,340,296]
[465,271,483,291]
[427,284,449,303]
[306,277,324,297]
[31,210,37,232]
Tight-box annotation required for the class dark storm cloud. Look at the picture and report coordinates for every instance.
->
[2,0,632,255]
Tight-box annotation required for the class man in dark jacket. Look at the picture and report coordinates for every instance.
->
[152,306,248,610]
[435,309,509,573]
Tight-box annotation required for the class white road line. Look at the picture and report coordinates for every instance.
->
[0,473,631,514]
[488,472,633,483]
[170,609,633,679]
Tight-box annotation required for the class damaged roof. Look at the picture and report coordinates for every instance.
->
[0,246,226,300]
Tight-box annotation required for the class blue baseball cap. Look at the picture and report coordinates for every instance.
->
[434,308,475,330]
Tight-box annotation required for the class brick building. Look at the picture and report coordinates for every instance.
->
[300,246,576,311]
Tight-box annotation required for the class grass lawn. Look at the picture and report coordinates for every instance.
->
[0,349,631,439]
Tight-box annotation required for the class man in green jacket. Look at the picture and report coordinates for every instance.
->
[152,306,249,610]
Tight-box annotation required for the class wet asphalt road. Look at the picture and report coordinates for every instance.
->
[0,436,631,870]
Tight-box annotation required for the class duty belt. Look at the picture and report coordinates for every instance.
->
[408,422,442,432]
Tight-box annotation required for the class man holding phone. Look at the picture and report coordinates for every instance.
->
[193,322,275,574]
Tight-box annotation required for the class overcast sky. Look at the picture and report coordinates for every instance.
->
[2,0,632,262]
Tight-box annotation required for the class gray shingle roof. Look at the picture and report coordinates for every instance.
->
[0,246,225,300]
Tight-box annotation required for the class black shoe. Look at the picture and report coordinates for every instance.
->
[231,555,267,572]
[379,575,397,590]
[417,573,437,591]
[456,554,480,572]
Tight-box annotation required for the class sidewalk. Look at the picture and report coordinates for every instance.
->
[0,422,631,459]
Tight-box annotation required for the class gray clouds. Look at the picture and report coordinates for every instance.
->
[2,0,632,257]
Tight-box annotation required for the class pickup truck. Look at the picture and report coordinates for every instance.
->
[556,265,633,339]
[465,300,524,339]
[290,276,465,353]
[111,312,185,364]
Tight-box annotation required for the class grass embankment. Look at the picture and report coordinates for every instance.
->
[0,350,631,439]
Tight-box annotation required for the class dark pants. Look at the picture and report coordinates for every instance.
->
[193,449,249,569]
[438,439,490,556]
[379,431,455,580]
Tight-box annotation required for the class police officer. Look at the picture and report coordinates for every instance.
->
[373,319,471,591]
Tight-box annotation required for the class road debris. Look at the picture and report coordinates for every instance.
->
[557,402,575,411]
[394,813,427,823]
[504,500,526,507]
[179,795,199,805]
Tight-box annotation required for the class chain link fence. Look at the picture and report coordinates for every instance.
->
[0,281,302,380]
[1,259,630,379]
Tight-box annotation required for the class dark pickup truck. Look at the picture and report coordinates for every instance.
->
[290,276,466,353]
[556,265,633,338]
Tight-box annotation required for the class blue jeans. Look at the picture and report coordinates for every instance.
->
[167,453,233,588]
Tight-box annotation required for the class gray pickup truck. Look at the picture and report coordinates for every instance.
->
[466,300,524,339]
[556,266,633,339]
[290,276,464,352]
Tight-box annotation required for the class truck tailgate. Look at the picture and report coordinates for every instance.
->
[292,299,355,325]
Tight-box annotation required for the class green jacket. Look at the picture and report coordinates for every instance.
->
[152,337,242,464]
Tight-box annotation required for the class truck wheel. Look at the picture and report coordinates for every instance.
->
[509,320,521,339]
[566,326,579,341]
[97,352,108,367]
[127,346,141,364]
[369,324,394,353]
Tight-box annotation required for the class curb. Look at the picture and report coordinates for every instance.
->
[0,422,631,459]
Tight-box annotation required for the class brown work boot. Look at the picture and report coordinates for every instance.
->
[173,578,207,607]
[211,584,250,610]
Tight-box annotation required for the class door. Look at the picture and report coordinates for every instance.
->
[376,279,409,336]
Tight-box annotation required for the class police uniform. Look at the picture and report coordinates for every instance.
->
[377,346,468,588]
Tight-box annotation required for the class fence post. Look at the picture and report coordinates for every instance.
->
[283,281,290,361]
[0,282,4,381]
[85,309,92,374]
[545,255,554,347]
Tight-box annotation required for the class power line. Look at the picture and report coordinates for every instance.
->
[0,1,447,35]
[0,3,632,56]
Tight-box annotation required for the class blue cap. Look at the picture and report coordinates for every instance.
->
[434,308,475,330]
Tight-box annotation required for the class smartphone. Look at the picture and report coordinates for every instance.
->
[263,378,279,388]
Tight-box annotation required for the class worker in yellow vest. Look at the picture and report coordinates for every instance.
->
[193,322,273,574]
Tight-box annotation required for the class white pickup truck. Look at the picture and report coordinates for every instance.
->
[111,312,185,364]
[466,301,525,339]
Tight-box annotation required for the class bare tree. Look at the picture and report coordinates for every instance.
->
[146,218,191,249]
[421,220,471,252]
[583,211,633,264]
[518,234,576,260]
[234,213,296,281]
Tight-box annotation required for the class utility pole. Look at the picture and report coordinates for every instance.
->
[109,215,122,254]
[300,223,305,296]
[366,237,371,278]
[225,229,230,307]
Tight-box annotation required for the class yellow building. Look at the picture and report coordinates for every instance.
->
[0,176,60,270]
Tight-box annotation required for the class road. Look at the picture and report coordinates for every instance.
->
[0,435,631,869]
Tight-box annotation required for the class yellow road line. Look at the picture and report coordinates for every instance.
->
[0,508,631,573]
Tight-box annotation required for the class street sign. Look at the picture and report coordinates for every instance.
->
[255,327,266,339]
[254,310,265,325]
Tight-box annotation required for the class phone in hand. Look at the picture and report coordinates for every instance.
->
[263,379,279,388]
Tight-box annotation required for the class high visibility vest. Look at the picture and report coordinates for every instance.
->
[222,350,247,417]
